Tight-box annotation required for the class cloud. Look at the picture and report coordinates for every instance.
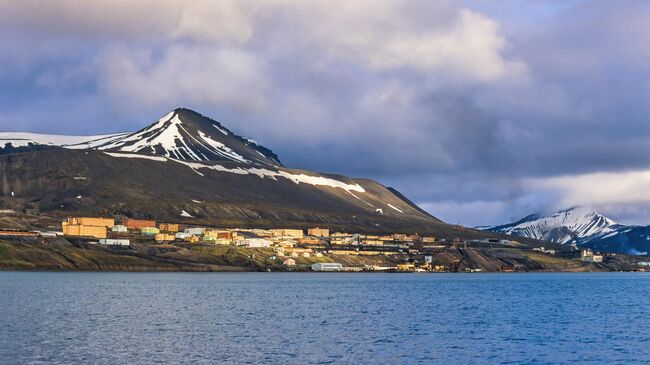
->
[0,0,256,43]
[1,1,650,227]
[97,45,269,112]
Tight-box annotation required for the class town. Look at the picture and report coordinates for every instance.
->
[2,213,643,272]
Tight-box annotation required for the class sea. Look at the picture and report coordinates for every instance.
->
[1,272,649,364]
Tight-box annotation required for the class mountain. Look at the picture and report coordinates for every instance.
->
[0,107,525,239]
[486,207,650,255]
[1,108,281,166]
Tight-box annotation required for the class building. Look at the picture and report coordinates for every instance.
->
[580,249,604,263]
[239,238,272,248]
[141,227,160,236]
[99,239,130,246]
[66,217,115,228]
[175,232,192,240]
[111,225,128,233]
[311,263,343,272]
[62,218,108,239]
[298,238,322,245]
[155,233,176,243]
[159,223,180,233]
[271,229,304,239]
[123,218,156,230]
[205,230,234,240]
[185,227,206,235]
[283,258,296,267]
[308,227,330,237]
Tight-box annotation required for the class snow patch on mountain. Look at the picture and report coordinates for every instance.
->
[0,132,127,149]
[388,204,404,213]
[488,207,616,244]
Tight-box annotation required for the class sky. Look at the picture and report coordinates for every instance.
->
[1,0,650,226]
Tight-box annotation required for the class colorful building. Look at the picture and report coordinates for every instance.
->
[123,218,156,230]
[159,223,180,233]
[141,227,160,236]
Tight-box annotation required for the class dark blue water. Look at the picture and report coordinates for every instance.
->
[1,272,649,364]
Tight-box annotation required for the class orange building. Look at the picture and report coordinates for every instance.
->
[155,233,176,243]
[123,218,156,230]
[159,223,180,233]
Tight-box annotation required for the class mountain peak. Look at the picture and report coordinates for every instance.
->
[486,206,618,245]
[92,109,282,166]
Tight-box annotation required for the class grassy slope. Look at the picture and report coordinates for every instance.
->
[0,238,609,272]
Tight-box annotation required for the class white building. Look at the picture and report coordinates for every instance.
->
[239,238,271,248]
[311,263,343,272]
[99,239,130,246]
[185,227,206,235]
[111,225,128,233]
[283,258,296,267]
[175,232,192,240]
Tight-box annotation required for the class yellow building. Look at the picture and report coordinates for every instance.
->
[155,233,176,243]
[66,217,115,228]
[158,223,180,233]
[62,221,107,239]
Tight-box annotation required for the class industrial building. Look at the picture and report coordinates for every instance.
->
[311,263,343,272]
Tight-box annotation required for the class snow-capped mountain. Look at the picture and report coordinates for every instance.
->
[486,207,650,255]
[0,107,454,234]
[0,108,282,166]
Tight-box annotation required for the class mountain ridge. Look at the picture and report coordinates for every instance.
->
[1,107,281,166]
[485,207,650,255]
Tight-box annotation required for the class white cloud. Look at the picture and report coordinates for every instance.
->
[531,169,650,207]
[98,46,269,112]
[0,0,256,44]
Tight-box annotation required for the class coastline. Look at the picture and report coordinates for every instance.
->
[1,238,643,273]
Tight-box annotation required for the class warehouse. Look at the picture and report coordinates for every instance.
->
[99,239,130,246]
[311,263,343,272]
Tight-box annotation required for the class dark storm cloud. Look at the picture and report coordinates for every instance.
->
[1,0,650,226]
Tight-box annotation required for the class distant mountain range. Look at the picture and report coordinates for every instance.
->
[485,207,650,255]
[0,107,522,241]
